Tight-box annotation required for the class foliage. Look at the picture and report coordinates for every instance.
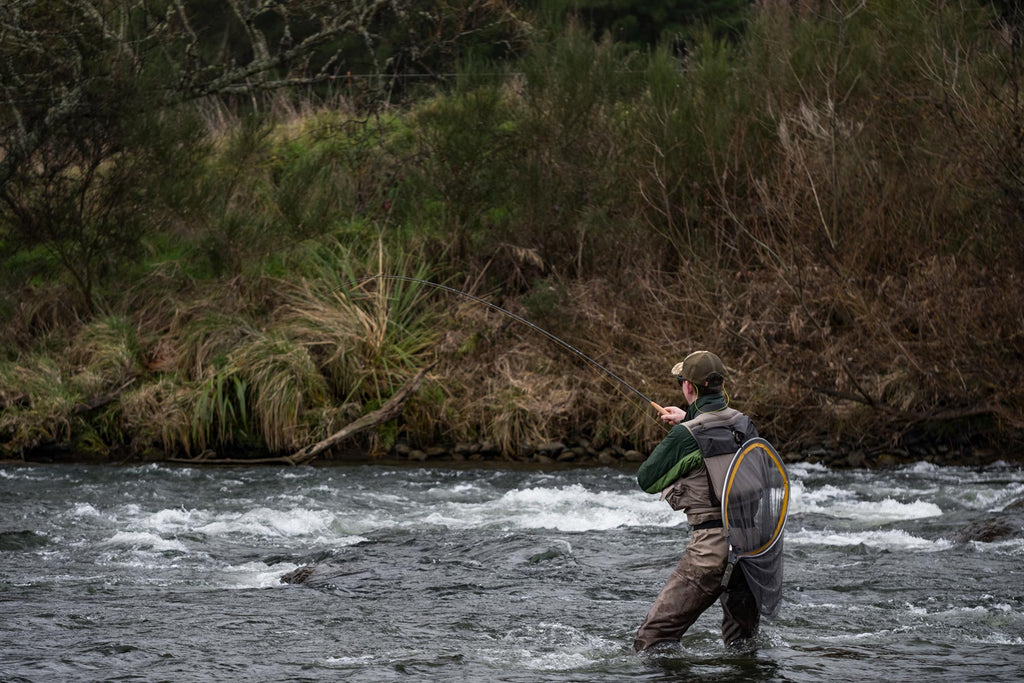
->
[2,0,1023,461]
[402,75,517,263]
[0,0,531,312]
[69,316,143,391]
[0,357,78,457]
[526,0,752,47]
[280,238,440,402]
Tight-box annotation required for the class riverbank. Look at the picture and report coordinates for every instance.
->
[2,262,1020,467]
[3,2,1023,467]
[5,429,1012,470]
[381,434,1009,470]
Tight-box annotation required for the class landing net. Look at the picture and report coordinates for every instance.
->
[720,437,790,617]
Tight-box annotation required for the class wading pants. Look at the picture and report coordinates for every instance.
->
[633,527,759,653]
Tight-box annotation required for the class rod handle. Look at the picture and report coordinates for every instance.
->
[721,561,735,589]
[650,401,667,415]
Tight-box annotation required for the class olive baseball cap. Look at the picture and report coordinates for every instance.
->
[671,350,726,385]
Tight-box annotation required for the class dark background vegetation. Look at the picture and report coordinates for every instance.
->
[1,0,1022,466]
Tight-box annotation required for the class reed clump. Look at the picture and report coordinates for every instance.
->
[1,0,1022,463]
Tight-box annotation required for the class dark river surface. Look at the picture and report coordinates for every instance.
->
[1,460,1022,682]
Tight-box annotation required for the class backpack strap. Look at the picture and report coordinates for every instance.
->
[681,408,756,506]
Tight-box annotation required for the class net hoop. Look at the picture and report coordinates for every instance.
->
[721,437,790,558]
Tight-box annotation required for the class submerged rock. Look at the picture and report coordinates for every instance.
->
[280,565,317,585]
[953,517,1022,543]
[279,562,362,589]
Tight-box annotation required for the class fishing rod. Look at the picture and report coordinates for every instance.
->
[354,275,668,416]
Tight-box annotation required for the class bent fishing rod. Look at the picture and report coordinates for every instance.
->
[354,275,668,416]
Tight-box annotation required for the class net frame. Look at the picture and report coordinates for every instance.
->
[722,438,790,557]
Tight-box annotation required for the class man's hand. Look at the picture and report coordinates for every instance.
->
[659,406,686,425]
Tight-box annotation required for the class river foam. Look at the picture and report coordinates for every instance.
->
[412,483,681,532]
[786,527,951,551]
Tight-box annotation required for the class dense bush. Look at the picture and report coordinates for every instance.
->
[1,0,1022,462]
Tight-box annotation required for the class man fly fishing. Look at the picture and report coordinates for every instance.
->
[358,279,787,650]
[633,350,771,652]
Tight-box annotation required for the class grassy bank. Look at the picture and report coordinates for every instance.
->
[1,1,1022,465]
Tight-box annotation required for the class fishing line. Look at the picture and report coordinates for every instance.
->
[353,275,667,415]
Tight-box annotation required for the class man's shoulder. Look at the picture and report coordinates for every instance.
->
[681,407,742,428]
[666,422,700,442]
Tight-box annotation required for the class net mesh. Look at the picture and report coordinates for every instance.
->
[722,439,789,617]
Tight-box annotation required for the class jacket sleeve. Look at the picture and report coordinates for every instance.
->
[636,425,703,494]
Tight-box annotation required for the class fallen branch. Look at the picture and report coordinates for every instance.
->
[72,378,137,414]
[286,362,436,465]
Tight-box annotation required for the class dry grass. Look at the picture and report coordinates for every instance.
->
[0,357,77,456]
[118,377,194,455]
[229,332,328,452]
[68,316,142,391]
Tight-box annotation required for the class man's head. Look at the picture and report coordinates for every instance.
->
[672,350,726,396]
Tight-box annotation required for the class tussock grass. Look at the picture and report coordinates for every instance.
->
[281,240,439,394]
[276,240,441,453]
[68,316,142,391]
[229,333,328,452]
[0,357,77,456]
[173,311,258,381]
[119,377,194,456]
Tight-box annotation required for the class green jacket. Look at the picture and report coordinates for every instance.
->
[636,394,729,494]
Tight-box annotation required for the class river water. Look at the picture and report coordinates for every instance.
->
[1,460,1022,682]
